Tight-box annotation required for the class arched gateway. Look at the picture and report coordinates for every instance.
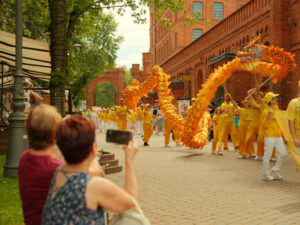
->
[85,68,125,107]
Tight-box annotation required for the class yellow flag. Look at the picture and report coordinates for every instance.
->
[274,110,300,171]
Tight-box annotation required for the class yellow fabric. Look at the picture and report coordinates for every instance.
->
[143,123,153,143]
[261,107,282,137]
[117,118,127,130]
[128,111,136,122]
[143,111,153,124]
[116,105,127,120]
[237,108,250,126]
[247,97,262,125]
[111,111,118,122]
[238,125,248,154]
[274,110,300,171]
[137,108,144,120]
[165,120,181,144]
[217,120,239,151]
[241,124,259,156]
[221,102,234,122]
[264,92,279,104]
[287,97,300,139]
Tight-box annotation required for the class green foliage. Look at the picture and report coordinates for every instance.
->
[0,156,23,225]
[67,12,123,106]
[94,82,116,107]
[0,0,50,41]
[50,71,66,87]
[119,65,133,86]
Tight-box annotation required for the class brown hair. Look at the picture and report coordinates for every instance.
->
[26,104,62,150]
[56,115,95,164]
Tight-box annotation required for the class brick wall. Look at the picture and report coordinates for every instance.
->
[149,0,250,66]
[85,68,125,107]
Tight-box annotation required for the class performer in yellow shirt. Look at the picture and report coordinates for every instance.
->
[116,98,128,130]
[241,92,263,157]
[236,100,254,158]
[137,105,145,136]
[143,104,153,146]
[261,92,286,181]
[287,81,300,154]
[165,100,181,147]
[211,107,225,153]
[217,94,239,153]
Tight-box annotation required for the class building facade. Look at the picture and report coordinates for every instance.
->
[149,0,250,65]
[133,0,300,108]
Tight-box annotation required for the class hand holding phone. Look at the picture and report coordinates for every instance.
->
[106,129,133,145]
[123,140,138,161]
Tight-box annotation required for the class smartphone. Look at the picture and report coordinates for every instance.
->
[106,129,133,145]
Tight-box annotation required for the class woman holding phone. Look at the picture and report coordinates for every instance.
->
[42,115,138,224]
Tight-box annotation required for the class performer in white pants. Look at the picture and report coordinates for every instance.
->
[261,92,287,181]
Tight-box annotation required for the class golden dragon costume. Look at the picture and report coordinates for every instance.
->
[123,36,296,149]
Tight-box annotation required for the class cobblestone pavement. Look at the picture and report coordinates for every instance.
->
[97,132,300,225]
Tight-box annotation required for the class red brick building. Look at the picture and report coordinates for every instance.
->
[133,0,300,108]
[150,0,250,65]
[85,68,125,107]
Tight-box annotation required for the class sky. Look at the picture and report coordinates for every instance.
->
[112,10,150,69]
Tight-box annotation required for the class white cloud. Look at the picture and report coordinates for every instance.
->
[111,9,149,68]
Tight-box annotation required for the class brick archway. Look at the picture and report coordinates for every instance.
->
[85,68,125,107]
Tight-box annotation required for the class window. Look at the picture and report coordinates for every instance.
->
[213,2,223,20]
[192,29,203,41]
[238,5,243,9]
[193,2,203,19]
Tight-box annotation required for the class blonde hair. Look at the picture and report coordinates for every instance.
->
[26,104,62,150]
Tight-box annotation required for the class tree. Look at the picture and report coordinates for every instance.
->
[48,0,189,115]
[2,0,191,114]
[68,12,123,107]
[94,82,116,107]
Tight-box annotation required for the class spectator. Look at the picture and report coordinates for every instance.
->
[42,115,138,224]
[18,104,63,225]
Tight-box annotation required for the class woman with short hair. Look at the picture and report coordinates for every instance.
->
[42,115,138,224]
[18,104,63,225]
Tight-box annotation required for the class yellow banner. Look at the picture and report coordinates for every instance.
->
[274,110,300,171]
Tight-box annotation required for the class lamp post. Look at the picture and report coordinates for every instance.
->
[4,0,27,178]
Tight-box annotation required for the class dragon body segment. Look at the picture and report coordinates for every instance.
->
[123,43,296,149]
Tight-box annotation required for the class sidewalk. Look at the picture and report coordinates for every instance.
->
[97,132,300,225]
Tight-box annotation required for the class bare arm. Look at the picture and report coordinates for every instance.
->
[289,120,300,147]
[87,140,138,212]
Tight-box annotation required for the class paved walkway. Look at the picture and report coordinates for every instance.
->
[97,132,300,225]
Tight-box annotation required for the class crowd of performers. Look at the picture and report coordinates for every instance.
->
[83,83,300,181]
[82,98,182,147]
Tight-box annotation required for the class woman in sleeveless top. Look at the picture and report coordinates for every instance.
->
[42,115,138,225]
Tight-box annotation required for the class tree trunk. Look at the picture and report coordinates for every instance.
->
[49,0,67,115]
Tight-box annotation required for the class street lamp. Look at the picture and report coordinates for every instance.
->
[73,43,82,55]
[4,0,27,178]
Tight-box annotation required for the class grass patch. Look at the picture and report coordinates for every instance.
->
[0,155,24,225]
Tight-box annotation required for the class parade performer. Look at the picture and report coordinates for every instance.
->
[97,109,104,132]
[116,98,128,130]
[255,93,278,161]
[123,36,296,150]
[211,107,225,154]
[111,107,118,129]
[240,92,263,158]
[137,104,145,136]
[155,108,165,136]
[127,110,136,132]
[288,81,300,153]
[143,104,153,146]
[217,94,239,153]
[261,92,286,181]
[237,100,254,158]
